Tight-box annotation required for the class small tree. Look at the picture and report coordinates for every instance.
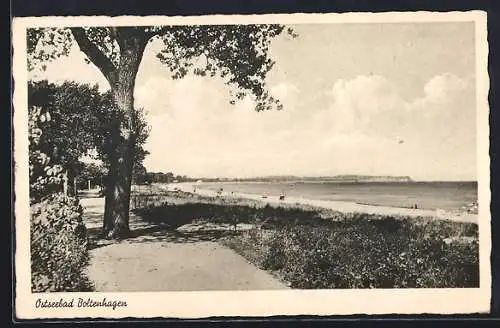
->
[131,164,149,185]
[166,172,175,183]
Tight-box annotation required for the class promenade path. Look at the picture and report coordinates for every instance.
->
[80,196,288,292]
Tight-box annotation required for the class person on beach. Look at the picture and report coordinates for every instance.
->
[279,192,285,201]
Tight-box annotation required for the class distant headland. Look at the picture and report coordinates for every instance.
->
[218,175,414,183]
[143,172,414,184]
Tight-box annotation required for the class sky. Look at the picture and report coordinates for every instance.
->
[29,22,478,181]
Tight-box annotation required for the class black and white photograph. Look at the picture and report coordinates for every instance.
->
[13,12,491,318]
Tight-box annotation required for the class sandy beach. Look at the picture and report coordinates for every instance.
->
[161,182,478,224]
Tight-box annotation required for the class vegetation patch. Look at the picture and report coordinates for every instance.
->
[31,193,94,292]
[221,216,478,289]
[132,189,479,289]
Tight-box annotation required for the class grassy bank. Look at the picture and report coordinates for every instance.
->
[131,185,479,288]
[221,220,478,289]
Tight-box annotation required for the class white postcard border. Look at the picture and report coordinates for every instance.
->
[12,11,491,319]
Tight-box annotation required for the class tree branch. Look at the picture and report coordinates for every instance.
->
[70,27,118,86]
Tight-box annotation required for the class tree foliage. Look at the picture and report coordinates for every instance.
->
[28,80,150,201]
[27,25,296,110]
[29,81,107,166]
[131,164,150,185]
[76,162,107,189]
[155,25,292,110]
[146,171,176,183]
[29,104,64,201]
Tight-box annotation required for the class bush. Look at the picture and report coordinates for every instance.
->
[29,105,65,203]
[31,193,93,292]
[229,217,479,289]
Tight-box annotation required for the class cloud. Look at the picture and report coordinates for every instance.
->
[270,82,298,102]
[316,75,406,134]
[140,77,304,176]
[410,73,471,116]
[143,75,374,176]
[141,73,475,180]
[31,48,476,180]
[134,76,173,114]
[422,72,469,104]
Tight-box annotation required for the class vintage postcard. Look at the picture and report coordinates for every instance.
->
[13,11,491,319]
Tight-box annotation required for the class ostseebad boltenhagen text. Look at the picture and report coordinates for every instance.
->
[35,297,127,310]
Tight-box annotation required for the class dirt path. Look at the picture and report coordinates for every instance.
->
[79,197,288,291]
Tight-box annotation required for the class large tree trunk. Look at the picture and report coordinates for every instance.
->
[102,29,147,239]
[102,165,115,234]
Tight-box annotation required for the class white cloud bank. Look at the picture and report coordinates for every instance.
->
[139,73,476,181]
[28,39,475,181]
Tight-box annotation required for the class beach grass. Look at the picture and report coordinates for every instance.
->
[131,184,479,288]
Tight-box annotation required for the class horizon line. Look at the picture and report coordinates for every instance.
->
[145,172,477,183]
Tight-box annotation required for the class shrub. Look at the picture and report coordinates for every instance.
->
[221,229,274,266]
[31,193,93,292]
[29,105,65,203]
[257,223,479,289]
[227,217,479,289]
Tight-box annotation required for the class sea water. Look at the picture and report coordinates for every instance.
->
[200,181,477,211]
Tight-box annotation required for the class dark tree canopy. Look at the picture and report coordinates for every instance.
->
[28,80,107,167]
[27,25,296,110]
[28,80,149,167]
[28,80,150,201]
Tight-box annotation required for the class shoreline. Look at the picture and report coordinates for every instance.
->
[157,182,478,224]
